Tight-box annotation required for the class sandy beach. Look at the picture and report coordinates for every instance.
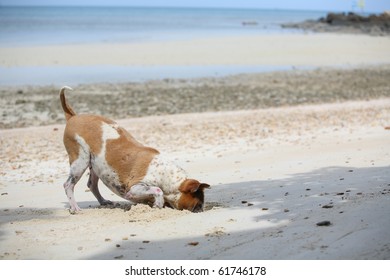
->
[1,99,389,259]
[1,32,390,260]
[1,33,390,67]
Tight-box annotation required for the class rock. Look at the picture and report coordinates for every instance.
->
[316,221,332,226]
[242,21,258,26]
[282,12,390,36]
[322,205,334,209]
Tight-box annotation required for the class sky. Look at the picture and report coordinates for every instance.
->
[1,0,390,13]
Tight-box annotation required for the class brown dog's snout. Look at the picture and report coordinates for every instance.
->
[192,204,204,213]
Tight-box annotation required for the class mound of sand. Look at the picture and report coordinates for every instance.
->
[127,204,190,223]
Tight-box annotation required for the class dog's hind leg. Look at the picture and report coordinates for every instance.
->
[87,167,113,206]
[63,151,89,213]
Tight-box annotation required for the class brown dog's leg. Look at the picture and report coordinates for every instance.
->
[87,167,113,206]
[63,153,89,213]
[64,173,84,213]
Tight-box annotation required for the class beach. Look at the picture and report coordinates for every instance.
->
[1,10,390,261]
[1,98,389,259]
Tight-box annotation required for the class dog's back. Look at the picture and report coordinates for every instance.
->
[60,87,159,182]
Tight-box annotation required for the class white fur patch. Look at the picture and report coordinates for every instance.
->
[90,122,122,196]
[142,154,187,195]
[73,134,91,172]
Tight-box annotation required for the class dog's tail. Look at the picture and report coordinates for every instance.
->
[60,86,76,121]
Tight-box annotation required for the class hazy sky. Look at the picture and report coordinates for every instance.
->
[1,0,389,13]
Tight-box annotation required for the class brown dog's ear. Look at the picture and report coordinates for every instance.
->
[179,179,210,193]
[179,179,200,193]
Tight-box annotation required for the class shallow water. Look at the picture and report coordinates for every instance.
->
[0,65,316,86]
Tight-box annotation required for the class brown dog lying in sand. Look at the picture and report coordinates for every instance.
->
[60,86,209,213]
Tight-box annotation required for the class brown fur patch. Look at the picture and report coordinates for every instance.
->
[104,125,159,191]
[63,115,112,164]
[177,179,209,212]
[64,114,160,191]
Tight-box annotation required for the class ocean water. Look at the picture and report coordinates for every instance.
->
[0,6,326,46]
[0,6,326,85]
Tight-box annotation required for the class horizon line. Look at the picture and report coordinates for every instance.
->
[0,4,379,14]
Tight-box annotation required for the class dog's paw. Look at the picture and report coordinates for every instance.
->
[153,196,164,209]
[148,186,163,209]
[100,199,113,206]
[153,203,164,209]
[68,208,81,215]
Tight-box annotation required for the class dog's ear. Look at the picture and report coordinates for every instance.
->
[179,179,210,193]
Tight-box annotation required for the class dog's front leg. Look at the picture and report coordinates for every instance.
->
[125,183,164,209]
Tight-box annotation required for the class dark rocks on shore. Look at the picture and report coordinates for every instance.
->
[1,66,390,129]
[242,21,258,26]
[282,12,390,36]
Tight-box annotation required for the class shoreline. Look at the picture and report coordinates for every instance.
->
[0,64,311,87]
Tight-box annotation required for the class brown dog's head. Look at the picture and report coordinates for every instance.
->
[176,179,210,212]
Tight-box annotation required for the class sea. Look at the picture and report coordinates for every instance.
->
[0,6,327,85]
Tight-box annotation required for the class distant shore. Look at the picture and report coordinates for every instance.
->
[282,12,390,36]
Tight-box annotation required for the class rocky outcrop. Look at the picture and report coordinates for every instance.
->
[282,12,390,36]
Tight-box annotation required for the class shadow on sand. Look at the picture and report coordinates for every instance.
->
[0,165,389,259]
[87,165,390,260]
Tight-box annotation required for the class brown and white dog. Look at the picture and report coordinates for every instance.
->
[60,86,209,213]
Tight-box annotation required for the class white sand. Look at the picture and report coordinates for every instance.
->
[1,34,390,67]
[0,99,389,259]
